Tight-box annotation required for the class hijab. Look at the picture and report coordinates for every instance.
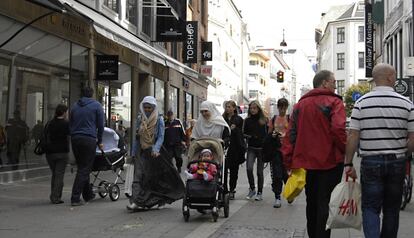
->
[192,101,230,139]
[138,96,158,149]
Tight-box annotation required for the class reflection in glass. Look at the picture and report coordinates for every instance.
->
[169,86,179,117]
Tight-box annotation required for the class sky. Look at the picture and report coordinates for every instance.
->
[233,0,359,57]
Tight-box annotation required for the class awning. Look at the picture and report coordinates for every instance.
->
[57,0,200,79]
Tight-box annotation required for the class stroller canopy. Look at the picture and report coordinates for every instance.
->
[96,127,120,153]
[187,137,224,164]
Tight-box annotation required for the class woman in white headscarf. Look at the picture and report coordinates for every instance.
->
[127,96,184,212]
[192,101,230,140]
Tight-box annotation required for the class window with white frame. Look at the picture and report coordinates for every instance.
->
[336,80,345,95]
[104,0,119,13]
[142,0,152,37]
[358,52,365,68]
[337,53,345,70]
[126,0,137,26]
[358,26,364,42]
[337,27,345,44]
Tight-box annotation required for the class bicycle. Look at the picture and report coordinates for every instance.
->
[401,155,413,210]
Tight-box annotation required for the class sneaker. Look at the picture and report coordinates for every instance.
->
[157,202,166,210]
[126,203,146,211]
[51,200,64,204]
[273,198,282,208]
[229,191,235,200]
[255,192,263,201]
[71,201,84,206]
[246,189,256,200]
[288,199,294,204]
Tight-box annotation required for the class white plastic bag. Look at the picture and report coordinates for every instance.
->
[326,177,362,230]
[124,162,134,197]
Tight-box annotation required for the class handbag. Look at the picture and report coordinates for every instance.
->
[282,168,306,202]
[326,176,362,230]
[34,120,51,156]
[124,159,134,197]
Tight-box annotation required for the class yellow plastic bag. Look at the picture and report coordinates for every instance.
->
[282,168,306,201]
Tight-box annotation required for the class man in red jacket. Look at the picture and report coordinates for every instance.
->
[282,70,346,238]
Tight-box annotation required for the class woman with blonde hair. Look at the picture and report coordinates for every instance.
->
[243,100,268,201]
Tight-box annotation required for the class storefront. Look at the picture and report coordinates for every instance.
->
[0,0,207,174]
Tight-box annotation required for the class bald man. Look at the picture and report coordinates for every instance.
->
[345,63,414,238]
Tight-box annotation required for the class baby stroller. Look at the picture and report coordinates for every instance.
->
[182,137,230,222]
[91,127,128,201]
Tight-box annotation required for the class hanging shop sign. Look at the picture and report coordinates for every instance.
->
[200,65,212,77]
[201,41,213,61]
[96,55,119,81]
[395,79,410,97]
[156,0,187,42]
[365,1,374,78]
[183,21,198,63]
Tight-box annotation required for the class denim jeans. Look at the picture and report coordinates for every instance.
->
[246,147,264,193]
[270,151,288,199]
[361,155,406,238]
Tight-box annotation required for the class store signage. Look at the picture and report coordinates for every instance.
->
[96,55,118,81]
[352,92,362,102]
[182,78,190,89]
[156,0,187,42]
[365,1,374,78]
[200,65,212,77]
[405,57,414,76]
[395,79,410,97]
[183,21,198,63]
[201,42,213,61]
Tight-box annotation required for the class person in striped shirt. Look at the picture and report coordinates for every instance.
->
[345,63,414,238]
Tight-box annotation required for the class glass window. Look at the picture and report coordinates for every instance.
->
[336,80,345,96]
[0,63,10,125]
[154,78,165,114]
[358,52,365,68]
[126,0,137,26]
[104,0,119,13]
[337,27,345,44]
[142,0,152,36]
[168,86,179,117]
[358,26,364,42]
[337,53,345,70]
[185,92,193,121]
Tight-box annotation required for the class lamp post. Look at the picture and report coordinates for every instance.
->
[280,29,287,47]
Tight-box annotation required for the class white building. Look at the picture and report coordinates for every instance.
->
[207,0,249,111]
[316,1,366,96]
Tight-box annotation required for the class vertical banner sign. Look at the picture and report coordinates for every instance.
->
[156,0,187,42]
[183,21,198,63]
[201,42,213,61]
[365,1,373,78]
[96,55,118,81]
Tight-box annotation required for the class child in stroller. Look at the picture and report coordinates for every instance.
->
[91,127,128,201]
[185,148,217,182]
[182,138,230,222]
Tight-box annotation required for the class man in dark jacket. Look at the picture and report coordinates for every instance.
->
[164,110,186,173]
[282,70,346,238]
[5,110,29,170]
[70,86,104,206]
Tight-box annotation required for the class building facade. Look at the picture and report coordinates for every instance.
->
[0,0,208,176]
[316,1,366,96]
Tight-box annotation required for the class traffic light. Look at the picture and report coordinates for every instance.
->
[277,70,284,83]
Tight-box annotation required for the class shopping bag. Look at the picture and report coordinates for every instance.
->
[124,161,134,197]
[326,176,362,230]
[282,168,306,201]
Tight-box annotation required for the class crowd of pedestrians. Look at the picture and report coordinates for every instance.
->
[27,63,413,238]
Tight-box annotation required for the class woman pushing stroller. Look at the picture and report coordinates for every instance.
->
[126,96,185,211]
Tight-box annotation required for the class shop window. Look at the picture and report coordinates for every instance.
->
[169,86,179,117]
[185,92,193,122]
[154,78,165,114]
[126,0,137,26]
[104,0,119,13]
[0,64,9,125]
[337,27,345,44]
[337,53,345,70]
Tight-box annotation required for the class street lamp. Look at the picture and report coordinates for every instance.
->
[280,29,287,47]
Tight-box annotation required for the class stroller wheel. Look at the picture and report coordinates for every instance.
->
[182,199,190,222]
[224,193,230,218]
[98,181,108,198]
[212,207,219,222]
[109,184,120,201]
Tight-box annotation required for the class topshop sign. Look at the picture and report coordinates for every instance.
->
[183,21,198,63]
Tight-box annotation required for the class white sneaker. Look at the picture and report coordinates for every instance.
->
[157,204,166,210]
[255,192,263,201]
[273,198,281,208]
[246,189,256,200]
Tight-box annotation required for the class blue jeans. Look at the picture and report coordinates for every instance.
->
[361,155,406,238]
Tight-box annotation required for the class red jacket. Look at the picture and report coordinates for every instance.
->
[281,88,346,170]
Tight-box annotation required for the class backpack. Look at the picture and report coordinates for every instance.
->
[34,120,51,155]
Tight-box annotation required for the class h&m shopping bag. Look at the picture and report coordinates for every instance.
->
[123,159,134,197]
[326,176,362,230]
[282,168,306,202]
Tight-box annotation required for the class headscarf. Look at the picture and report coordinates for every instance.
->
[138,96,158,149]
[192,101,230,139]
